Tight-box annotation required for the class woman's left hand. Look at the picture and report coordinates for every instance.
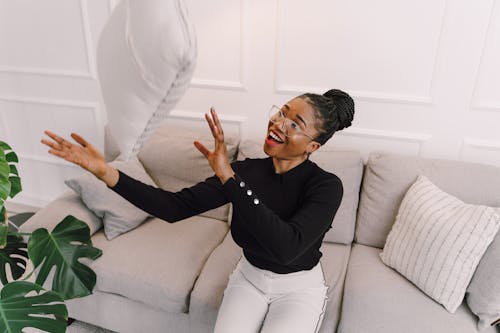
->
[194,107,235,184]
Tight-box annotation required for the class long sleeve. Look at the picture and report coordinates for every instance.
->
[221,172,343,265]
[107,169,229,223]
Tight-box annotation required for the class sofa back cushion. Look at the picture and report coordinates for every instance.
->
[137,123,240,222]
[356,150,500,248]
[237,140,364,244]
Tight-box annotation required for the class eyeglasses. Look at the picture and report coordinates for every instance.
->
[268,105,315,140]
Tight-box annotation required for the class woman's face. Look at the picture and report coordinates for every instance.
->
[263,97,322,160]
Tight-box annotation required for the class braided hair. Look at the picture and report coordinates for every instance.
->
[299,89,355,145]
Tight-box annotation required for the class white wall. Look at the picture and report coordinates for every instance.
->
[1,0,499,208]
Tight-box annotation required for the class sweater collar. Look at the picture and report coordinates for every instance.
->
[267,157,312,181]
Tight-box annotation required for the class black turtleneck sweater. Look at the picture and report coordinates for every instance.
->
[107,157,343,274]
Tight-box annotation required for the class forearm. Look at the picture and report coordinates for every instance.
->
[107,169,230,222]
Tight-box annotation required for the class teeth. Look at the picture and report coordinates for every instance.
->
[270,131,284,143]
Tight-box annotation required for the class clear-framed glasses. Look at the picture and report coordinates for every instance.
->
[268,105,315,139]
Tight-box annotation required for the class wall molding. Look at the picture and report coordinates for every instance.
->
[470,0,500,112]
[334,127,432,155]
[190,78,246,91]
[79,0,97,79]
[189,0,246,92]
[170,109,246,124]
[459,137,500,166]
[0,95,99,116]
[460,137,500,152]
[275,85,433,105]
[0,0,96,80]
[169,109,246,138]
[16,152,81,168]
[0,95,103,159]
[273,0,449,106]
[337,127,432,142]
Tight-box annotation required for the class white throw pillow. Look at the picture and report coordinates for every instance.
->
[380,175,500,313]
[64,156,158,240]
[98,0,197,161]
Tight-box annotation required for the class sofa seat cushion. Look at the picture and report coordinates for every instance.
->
[317,242,352,333]
[189,231,351,333]
[86,215,228,314]
[338,243,498,333]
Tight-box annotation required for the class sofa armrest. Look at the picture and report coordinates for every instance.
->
[18,190,102,237]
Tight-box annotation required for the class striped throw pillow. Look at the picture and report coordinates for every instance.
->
[380,175,500,313]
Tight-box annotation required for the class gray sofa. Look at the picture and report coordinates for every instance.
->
[20,123,500,333]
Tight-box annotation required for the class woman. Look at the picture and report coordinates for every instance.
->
[41,89,355,333]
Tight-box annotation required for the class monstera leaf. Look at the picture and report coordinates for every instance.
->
[0,234,28,285]
[0,281,67,333]
[0,141,21,202]
[28,215,102,300]
[0,212,7,249]
[0,141,21,249]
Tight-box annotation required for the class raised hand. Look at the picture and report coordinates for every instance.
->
[41,130,108,178]
[193,108,235,184]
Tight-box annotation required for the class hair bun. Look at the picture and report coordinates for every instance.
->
[323,89,355,131]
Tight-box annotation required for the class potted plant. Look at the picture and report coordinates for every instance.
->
[0,140,102,333]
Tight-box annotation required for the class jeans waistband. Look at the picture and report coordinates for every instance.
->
[237,255,326,294]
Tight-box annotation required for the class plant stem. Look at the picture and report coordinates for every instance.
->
[21,269,35,281]
[8,231,31,236]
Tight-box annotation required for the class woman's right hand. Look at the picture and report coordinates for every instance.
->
[41,130,108,178]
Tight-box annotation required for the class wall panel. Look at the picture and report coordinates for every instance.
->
[1,0,499,209]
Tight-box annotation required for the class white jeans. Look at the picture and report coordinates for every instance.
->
[213,255,329,333]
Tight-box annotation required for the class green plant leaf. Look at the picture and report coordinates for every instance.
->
[8,164,18,177]
[0,206,7,248]
[0,281,68,333]
[0,234,28,284]
[0,142,20,201]
[0,152,10,202]
[5,152,18,164]
[7,176,21,198]
[28,215,102,300]
[0,141,12,151]
[0,205,5,224]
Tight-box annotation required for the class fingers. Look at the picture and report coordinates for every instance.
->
[211,108,224,136]
[43,130,72,149]
[193,141,210,158]
[47,148,68,159]
[204,110,218,138]
[40,138,61,150]
[70,132,89,147]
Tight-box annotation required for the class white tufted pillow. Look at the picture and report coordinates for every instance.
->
[98,0,197,162]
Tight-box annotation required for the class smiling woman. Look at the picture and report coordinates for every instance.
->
[40,88,355,333]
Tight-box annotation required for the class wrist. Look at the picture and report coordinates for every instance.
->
[96,164,111,179]
[219,171,235,185]
[98,164,119,187]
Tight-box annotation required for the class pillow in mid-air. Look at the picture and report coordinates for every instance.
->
[98,0,197,162]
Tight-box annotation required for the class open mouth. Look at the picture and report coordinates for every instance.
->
[266,130,285,144]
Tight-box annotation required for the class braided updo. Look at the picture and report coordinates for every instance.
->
[299,89,355,145]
